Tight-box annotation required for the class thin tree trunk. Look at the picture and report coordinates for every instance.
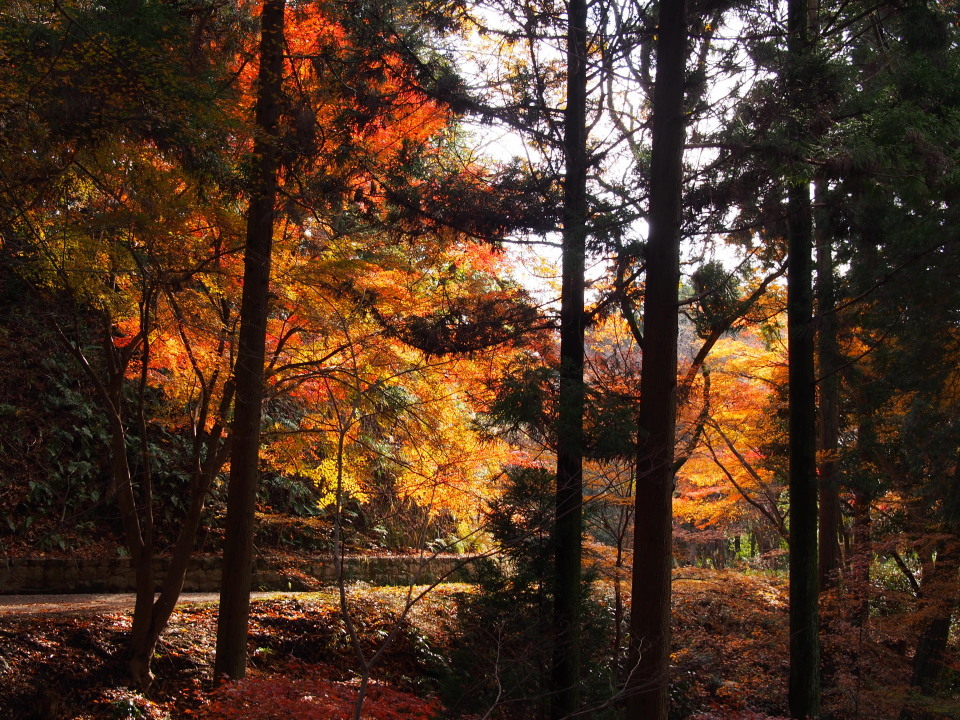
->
[899,539,959,720]
[816,183,842,591]
[128,431,233,680]
[129,322,157,687]
[900,459,960,718]
[551,0,588,711]
[61,319,164,688]
[910,541,958,694]
[786,0,820,714]
[849,403,876,627]
[127,539,156,687]
[625,1,687,718]
[214,0,286,682]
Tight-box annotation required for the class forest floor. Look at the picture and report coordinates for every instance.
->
[0,569,945,720]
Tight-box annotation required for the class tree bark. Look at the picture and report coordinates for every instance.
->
[909,541,958,694]
[128,429,232,684]
[63,325,156,687]
[787,179,821,720]
[899,539,959,720]
[786,0,820,715]
[214,0,286,682]
[625,1,687,718]
[551,0,588,712]
[901,459,960,718]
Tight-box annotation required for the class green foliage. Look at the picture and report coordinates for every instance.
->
[259,472,325,518]
[687,261,742,340]
[9,356,113,545]
[868,556,921,617]
[109,695,149,720]
[480,343,639,462]
[584,390,637,460]
[442,466,621,718]
[1,312,224,552]
[477,356,556,445]
[254,514,331,554]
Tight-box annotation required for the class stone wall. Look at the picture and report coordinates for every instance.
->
[0,554,477,594]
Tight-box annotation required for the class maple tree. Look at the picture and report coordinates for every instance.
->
[207,0,552,684]
[0,0,248,684]
[0,0,540,688]
[674,330,788,552]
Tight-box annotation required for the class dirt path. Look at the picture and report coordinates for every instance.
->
[0,591,296,618]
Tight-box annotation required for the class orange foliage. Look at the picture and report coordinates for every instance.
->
[675,326,787,541]
[11,0,538,546]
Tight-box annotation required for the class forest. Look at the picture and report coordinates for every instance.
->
[0,0,958,718]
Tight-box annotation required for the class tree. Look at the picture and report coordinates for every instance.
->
[214,0,287,683]
[551,0,589,711]
[625,1,688,718]
[1,0,532,687]
[0,0,247,685]
[675,328,791,551]
[688,2,960,716]
[785,0,820,714]
[373,0,596,712]
[211,0,549,680]
[837,10,960,701]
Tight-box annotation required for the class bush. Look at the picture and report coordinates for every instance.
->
[442,466,622,719]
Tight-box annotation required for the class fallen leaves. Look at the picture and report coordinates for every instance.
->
[194,674,442,720]
[0,573,932,720]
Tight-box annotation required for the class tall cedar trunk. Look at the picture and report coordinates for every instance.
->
[815,183,842,590]
[214,0,286,682]
[551,0,588,711]
[625,1,687,718]
[787,0,820,716]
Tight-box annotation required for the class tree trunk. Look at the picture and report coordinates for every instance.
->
[901,459,960,718]
[786,0,820,714]
[551,0,588,712]
[911,542,958,693]
[128,436,231,683]
[816,183,842,591]
[214,0,286,683]
[62,320,192,689]
[98,362,154,688]
[625,1,687,718]
[127,547,156,688]
[899,538,959,720]
[787,187,821,720]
